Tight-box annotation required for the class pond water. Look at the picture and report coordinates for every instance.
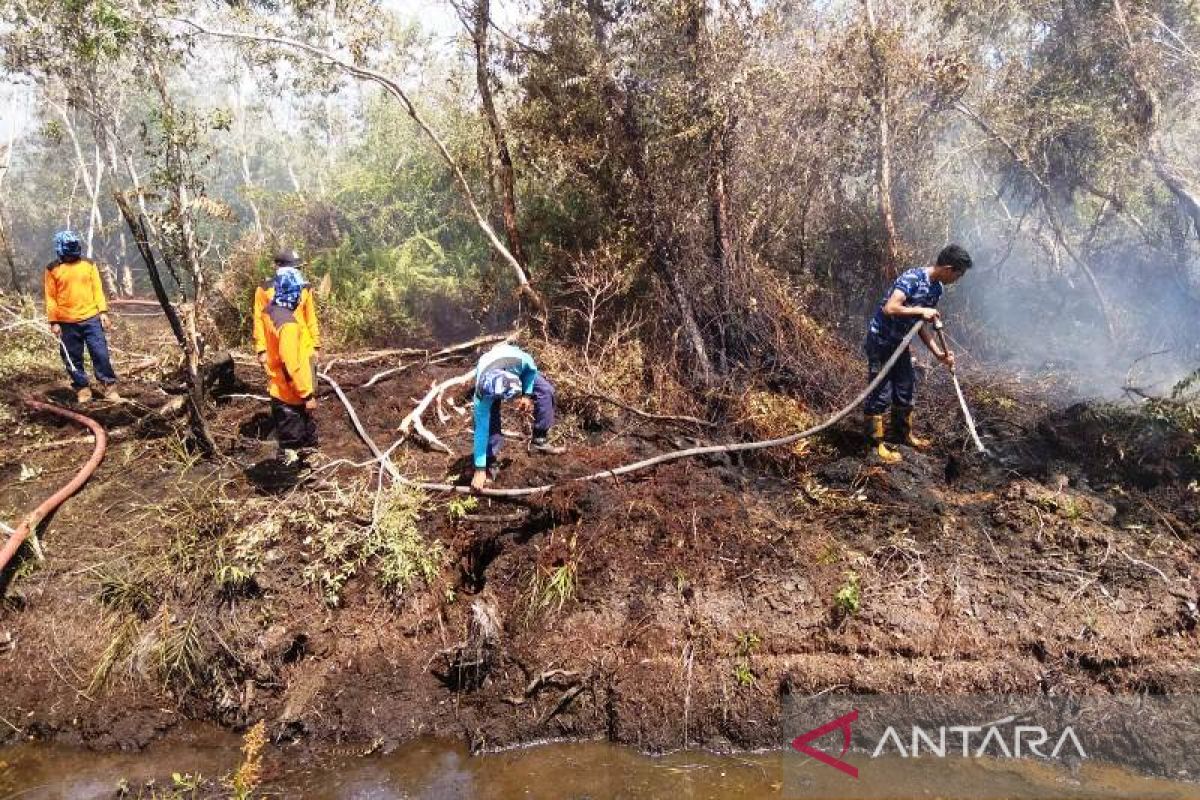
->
[2,730,1197,799]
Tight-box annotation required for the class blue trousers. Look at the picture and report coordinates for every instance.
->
[863,334,915,415]
[487,373,555,464]
[59,315,117,388]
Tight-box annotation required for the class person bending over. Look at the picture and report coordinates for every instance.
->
[470,344,565,491]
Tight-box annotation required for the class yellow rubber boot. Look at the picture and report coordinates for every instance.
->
[893,408,931,449]
[864,413,902,463]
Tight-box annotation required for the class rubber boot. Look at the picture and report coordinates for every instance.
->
[530,436,566,456]
[864,413,901,463]
[893,408,931,449]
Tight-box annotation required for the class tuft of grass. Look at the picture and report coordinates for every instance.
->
[133,610,207,693]
[89,615,142,696]
[527,535,579,616]
[162,431,203,472]
[447,495,478,522]
[92,567,156,617]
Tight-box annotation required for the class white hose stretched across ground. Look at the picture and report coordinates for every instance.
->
[320,320,932,499]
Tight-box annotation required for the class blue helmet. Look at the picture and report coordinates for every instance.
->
[480,368,522,401]
[54,230,82,261]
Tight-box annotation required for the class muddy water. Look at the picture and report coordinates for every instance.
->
[2,734,1198,799]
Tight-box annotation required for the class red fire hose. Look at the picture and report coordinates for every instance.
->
[0,400,107,575]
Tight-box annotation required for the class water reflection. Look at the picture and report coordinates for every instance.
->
[2,734,1197,799]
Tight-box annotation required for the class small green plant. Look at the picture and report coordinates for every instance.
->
[162,431,202,472]
[1060,496,1084,521]
[816,540,841,565]
[89,615,142,695]
[733,661,755,687]
[544,564,577,609]
[527,535,579,615]
[732,631,760,688]
[834,571,861,616]
[136,610,206,692]
[214,563,255,596]
[673,568,689,596]
[170,773,203,792]
[447,495,478,521]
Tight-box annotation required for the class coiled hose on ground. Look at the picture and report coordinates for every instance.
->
[0,400,107,577]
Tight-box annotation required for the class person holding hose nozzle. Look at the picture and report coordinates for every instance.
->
[863,244,973,463]
[470,344,565,492]
[44,230,120,403]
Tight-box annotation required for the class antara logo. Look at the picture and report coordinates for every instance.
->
[792,710,1089,779]
[791,709,860,779]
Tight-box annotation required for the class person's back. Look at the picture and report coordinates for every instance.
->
[260,273,319,461]
[469,343,564,491]
[261,304,316,406]
[252,248,321,361]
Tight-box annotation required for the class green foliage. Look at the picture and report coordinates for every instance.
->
[301,485,443,606]
[149,612,206,692]
[733,631,760,688]
[527,534,580,617]
[309,237,472,346]
[447,495,478,522]
[732,662,755,688]
[366,486,444,599]
[834,572,862,616]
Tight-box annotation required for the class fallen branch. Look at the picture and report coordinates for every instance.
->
[539,682,587,726]
[362,354,453,390]
[461,511,528,524]
[399,369,477,454]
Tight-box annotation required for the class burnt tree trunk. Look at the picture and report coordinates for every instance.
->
[471,0,527,270]
[863,0,900,280]
[585,0,715,387]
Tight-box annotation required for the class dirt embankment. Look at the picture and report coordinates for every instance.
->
[0,315,1197,759]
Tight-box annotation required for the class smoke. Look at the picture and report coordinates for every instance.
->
[949,211,1200,400]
